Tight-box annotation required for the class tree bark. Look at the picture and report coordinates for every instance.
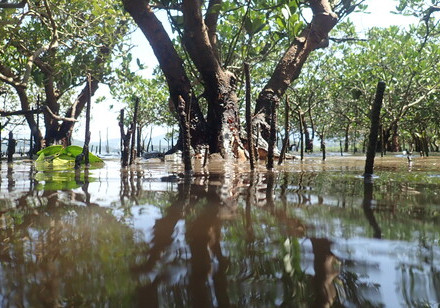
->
[298,111,304,160]
[130,97,139,165]
[244,63,255,170]
[205,0,222,60]
[182,0,241,157]
[364,81,386,177]
[278,97,290,165]
[137,126,142,157]
[267,99,277,169]
[119,109,131,167]
[255,0,338,140]
[178,96,192,173]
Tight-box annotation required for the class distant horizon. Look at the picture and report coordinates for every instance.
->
[0,131,175,154]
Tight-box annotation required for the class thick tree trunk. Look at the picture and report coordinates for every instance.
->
[123,0,207,150]
[42,72,62,145]
[255,0,338,139]
[182,0,241,157]
[385,122,400,152]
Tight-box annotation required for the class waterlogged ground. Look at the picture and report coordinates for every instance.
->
[0,154,439,307]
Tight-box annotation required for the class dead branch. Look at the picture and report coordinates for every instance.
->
[45,106,77,122]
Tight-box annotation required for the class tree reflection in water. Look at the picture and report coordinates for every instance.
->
[0,159,439,306]
[0,192,139,306]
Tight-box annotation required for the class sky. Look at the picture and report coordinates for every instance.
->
[28,0,422,145]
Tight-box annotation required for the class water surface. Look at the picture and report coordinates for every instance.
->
[0,155,439,307]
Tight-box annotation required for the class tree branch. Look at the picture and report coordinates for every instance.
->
[401,87,438,117]
[45,106,77,122]
[423,5,440,21]
[22,0,59,86]
[182,0,222,80]
[257,0,338,104]
[0,64,24,88]
[0,107,43,117]
[204,0,222,60]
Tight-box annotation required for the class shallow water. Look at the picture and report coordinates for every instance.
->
[0,155,439,307]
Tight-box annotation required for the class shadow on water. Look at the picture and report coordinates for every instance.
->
[0,156,439,307]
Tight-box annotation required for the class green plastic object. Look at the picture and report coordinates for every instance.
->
[36,145,103,164]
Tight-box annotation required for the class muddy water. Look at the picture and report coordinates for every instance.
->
[0,155,439,307]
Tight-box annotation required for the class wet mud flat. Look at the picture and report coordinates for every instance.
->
[0,154,439,307]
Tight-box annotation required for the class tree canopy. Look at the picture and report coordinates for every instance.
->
[1,0,440,159]
[1,0,131,151]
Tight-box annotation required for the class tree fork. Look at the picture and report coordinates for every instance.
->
[122,0,207,148]
[364,81,386,177]
[255,0,338,140]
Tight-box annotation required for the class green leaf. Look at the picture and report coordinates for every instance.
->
[171,15,184,28]
[276,16,286,28]
[136,58,144,70]
[292,21,304,36]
